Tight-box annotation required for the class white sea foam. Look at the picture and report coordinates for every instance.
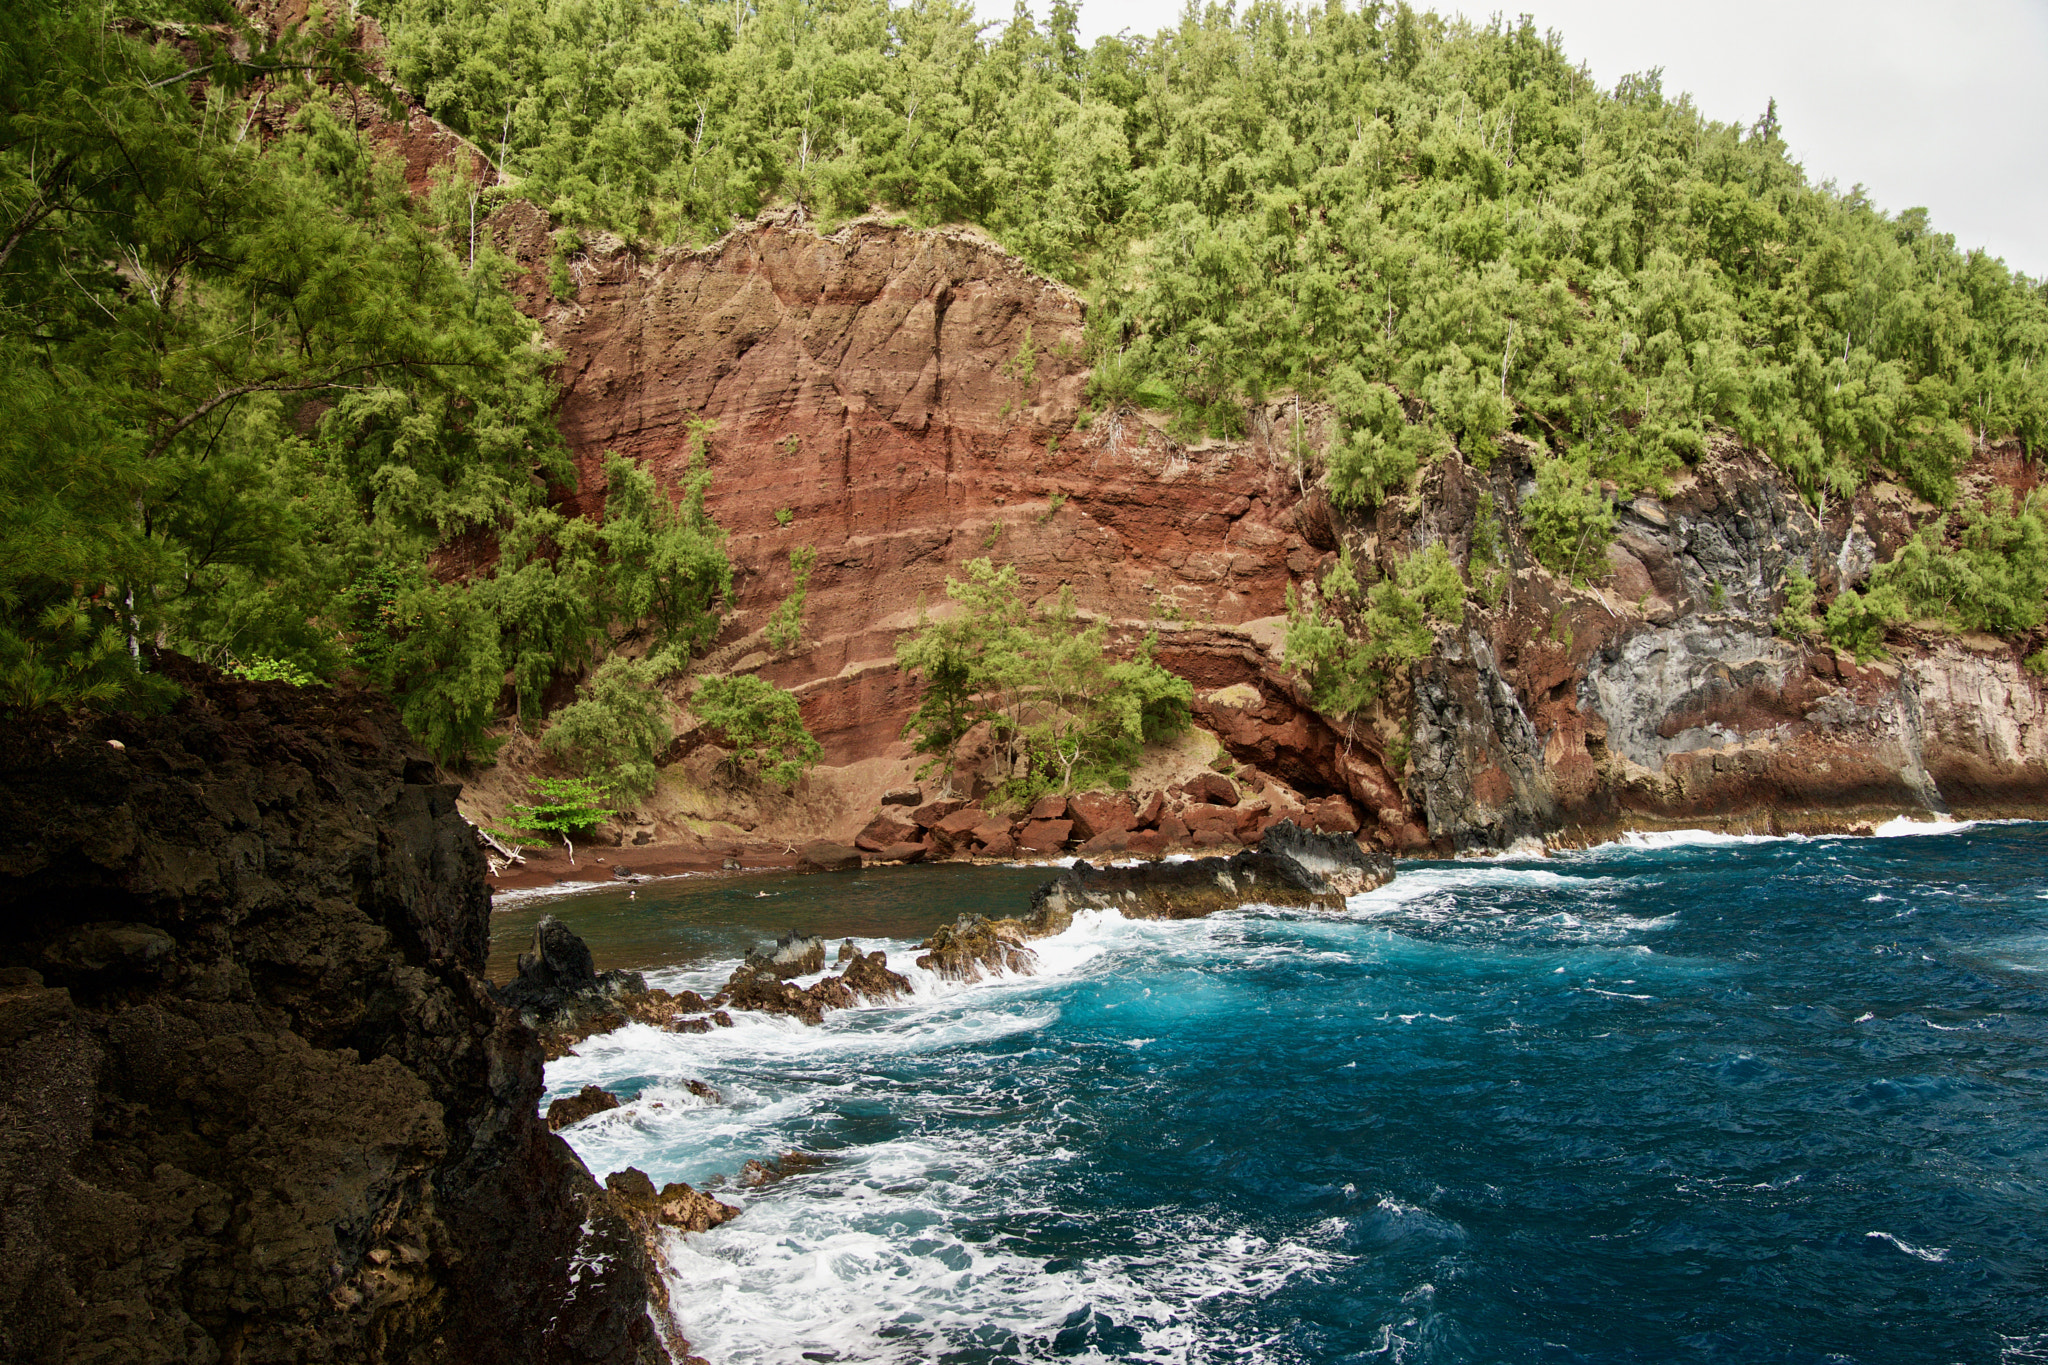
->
[1873,816,1978,838]
[490,878,617,907]
[1612,828,1801,850]
[1865,1231,1948,1262]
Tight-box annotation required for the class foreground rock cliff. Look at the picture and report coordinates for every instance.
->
[0,658,676,1364]
[488,209,2048,856]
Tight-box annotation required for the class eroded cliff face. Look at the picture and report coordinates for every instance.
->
[493,206,1322,759]
[503,211,2046,853]
[0,658,674,1364]
[1402,442,2048,846]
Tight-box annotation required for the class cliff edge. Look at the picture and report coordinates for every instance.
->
[0,657,676,1364]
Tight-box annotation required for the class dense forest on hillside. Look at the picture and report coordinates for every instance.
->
[376,0,2047,506]
[5,0,2046,789]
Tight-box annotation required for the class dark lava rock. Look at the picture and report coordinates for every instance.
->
[498,914,650,1046]
[907,820,1398,988]
[915,913,1038,981]
[1259,819,1395,895]
[840,949,912,1002]
[549,1084,623,1130]
[0,654,672,1365]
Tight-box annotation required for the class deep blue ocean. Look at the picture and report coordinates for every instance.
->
[506,821,2048,1364]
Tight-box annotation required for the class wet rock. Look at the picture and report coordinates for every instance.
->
[685,1079,722,1103]
[744,930,827,979]
[836,939,858,964]
[605,1168,740,1235]
[737,1151,823,1188]
[548,1085,622,1131]
[915,913,1038,981]
[498,916,649,1045]
[840,949,911,1003]
[1259,819,1395,895]
[797,841,862,872]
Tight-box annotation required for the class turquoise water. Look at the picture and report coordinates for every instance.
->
[521,824,2048,1363]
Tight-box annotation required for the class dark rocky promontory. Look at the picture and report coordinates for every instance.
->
[0,658,677,1364]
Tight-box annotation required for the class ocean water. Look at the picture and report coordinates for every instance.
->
[522,823,2048,1364]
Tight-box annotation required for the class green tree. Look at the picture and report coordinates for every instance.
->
[894,558,1190,799]
[499,775,617,866]
[1521,456,1616,584]
[764,546,818,653]
[600,436,732,653]
[540,654,673,800]
[692,673,822,790]
[1284,543,1465,715]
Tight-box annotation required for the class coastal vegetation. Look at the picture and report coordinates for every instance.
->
[895,558,1192,801]
[6,0,2045,792]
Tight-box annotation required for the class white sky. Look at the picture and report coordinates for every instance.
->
[978,0,2048,280]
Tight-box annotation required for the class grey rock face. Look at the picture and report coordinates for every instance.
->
[1582,622,1800,770]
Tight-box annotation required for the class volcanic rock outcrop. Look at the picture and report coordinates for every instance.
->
[0,657,675,1365]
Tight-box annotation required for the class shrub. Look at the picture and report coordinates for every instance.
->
[1325,368,1425,510]
[1284,543,1464,716]
[539,654,672,800]
[1775,568,1820,640]
[692,673,821,790]
[1521,454,1615,585]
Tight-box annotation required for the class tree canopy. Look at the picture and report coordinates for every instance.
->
[371,0,2046,510]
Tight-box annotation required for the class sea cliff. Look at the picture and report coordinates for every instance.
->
[468,209,2048,862]
[0,657,677,1364]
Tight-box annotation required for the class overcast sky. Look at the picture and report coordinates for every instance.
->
[975,0,2047,280]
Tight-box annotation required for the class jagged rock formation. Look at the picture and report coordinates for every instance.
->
[0,657,675,1365]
